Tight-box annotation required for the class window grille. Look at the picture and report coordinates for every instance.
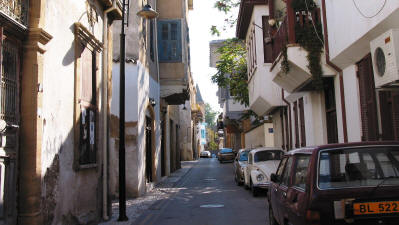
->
[0,0,29,27]
[1,40,18,124]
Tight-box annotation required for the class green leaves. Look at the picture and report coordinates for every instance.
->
[214,0,240,14]
[211,39,249,107]
[205,103,218,128]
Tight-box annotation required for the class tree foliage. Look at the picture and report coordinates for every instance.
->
[205,103,217,128]
[210,0,240,36]
[211,38,249,107]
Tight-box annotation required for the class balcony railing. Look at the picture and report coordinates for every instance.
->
[0,0,29,27]
[270,8,321,62]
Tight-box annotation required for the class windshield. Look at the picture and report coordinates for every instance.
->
[254,150,283,163]
[239,151,249,161]
[318,147,399,189]
[220,148,233,153]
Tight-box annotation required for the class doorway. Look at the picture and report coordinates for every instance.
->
[145,116,153,183]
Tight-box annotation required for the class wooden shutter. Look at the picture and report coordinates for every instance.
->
[379,91,394,140]
[357,54,378,141]
[299,98,306,147]
[280,108,285,149]
[157,20,182,62]
[324,78,338,143]
[392,92,399,140]
[81,46,94,104]
[294,101,299,148]
[262,16,273,63]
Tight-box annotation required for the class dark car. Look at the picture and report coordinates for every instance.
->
[234,149,250,185]
[268,142,399,225]
[218,148,235,163]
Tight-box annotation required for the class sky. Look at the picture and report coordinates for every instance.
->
[188,0,237,112]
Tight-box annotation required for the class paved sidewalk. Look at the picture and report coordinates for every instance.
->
[100,160,198,225]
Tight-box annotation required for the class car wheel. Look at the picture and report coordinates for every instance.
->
[250,179,258,197]
[269,204,279,225]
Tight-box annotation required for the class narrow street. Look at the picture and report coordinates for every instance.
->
[133,158,269,225]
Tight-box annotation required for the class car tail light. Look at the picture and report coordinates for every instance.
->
[306,210,320,225]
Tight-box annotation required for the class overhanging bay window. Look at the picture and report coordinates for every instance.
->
[157,19,182,62]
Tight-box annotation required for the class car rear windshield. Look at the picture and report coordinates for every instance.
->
[220,148,233,153]
[254,150,283,163]
[318,146,399,189]
[239,151,249,161]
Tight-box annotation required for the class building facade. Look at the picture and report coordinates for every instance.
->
[0,0,122,224]
[236,0,399,150]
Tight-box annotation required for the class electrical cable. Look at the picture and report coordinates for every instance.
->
[352,0,386,19]
[304,0,325,47]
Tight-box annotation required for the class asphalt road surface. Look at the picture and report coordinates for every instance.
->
[134,158,269,225]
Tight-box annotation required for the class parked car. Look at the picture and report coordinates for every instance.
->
[234,149,250,185]
[200,150,211,158]
[268,142,399,225]
[244,147,284,196]
[218,148,235,163]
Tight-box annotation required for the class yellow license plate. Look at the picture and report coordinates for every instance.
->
[353,201,399,215]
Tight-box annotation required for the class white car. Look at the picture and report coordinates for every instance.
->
[200,150,211,158]
[244,147,284,196]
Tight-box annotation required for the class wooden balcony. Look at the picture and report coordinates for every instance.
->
[0,0,29,27]
[269,7,335,93]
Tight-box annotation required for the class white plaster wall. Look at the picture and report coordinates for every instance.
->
[325,0,399,67]
[272,110,283,148]
[136,61,161,195]
[342,65,362,142]
[42,0,105,223]
[245,124,271,148]
[109,63,140,198]
[263,123,275,147]
[228,99,247,112]
[247,5,284,116]
[289,92,327,147]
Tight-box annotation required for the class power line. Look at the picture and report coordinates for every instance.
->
[352,0,386,19]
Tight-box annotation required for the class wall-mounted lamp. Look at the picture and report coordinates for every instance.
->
[149,97,156,107]
[137,4,159,19]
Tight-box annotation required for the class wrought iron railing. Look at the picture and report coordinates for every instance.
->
[1,40,18,123]
[0,0,29,26]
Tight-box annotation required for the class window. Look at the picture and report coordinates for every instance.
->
[247,28,257,78]
[254,150,283,162]
[239,151,249,161]
[73,23,103,168]
[318,147,399,189]
[0,31,19,124]
[157,20,182,62]
[276,157,288,177]
[150,20,154,61]
[293,155,311,190]
[281,156,293,186]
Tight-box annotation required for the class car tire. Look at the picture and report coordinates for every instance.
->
[269,204,279,225]
[250,179,258,197]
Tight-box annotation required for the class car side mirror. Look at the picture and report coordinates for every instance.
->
[270,173,279,183]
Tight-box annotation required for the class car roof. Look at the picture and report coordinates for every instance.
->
[285,141,399,155]
[249,147,284,154]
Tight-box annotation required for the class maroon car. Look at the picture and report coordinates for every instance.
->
[268,142,399,225]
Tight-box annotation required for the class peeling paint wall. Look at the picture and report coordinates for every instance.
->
[41,0,107,223]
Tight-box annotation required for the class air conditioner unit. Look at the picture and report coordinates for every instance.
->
[370,29,399,88]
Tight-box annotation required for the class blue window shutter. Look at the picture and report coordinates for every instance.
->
[157,19,182,62]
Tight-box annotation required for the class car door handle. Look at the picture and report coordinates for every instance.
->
[282,192,287,198]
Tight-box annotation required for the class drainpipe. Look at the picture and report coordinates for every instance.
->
[102,2,119,220]
[321,0,348,143]
[282,89,292,150]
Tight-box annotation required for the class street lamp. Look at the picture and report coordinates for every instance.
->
[118,1,158,222]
